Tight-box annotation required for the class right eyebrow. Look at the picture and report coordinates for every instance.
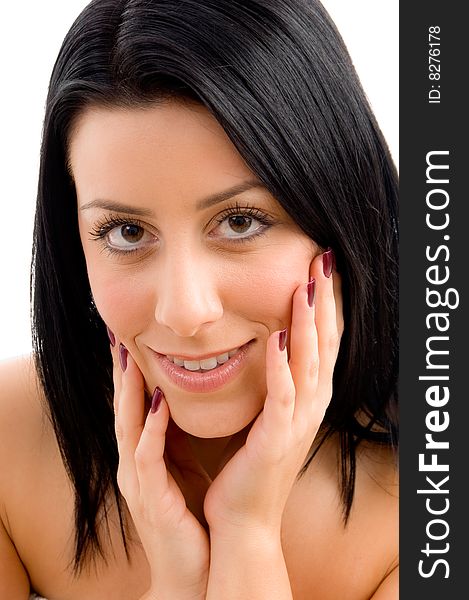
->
[79,199,155,217]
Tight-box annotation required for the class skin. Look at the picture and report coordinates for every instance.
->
[0,100,397,599]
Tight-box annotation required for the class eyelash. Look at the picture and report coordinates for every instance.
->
[211,203,274,242]
[88,202,275,257]
[89,214,149,257]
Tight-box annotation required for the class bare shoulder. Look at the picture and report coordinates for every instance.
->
[282,434,398,600]
[355,439,399,508]
[354,439,399,570]
[0,354,49,599]
[0,354,54,504]
[0,354,48,459]
[0,356,148,599]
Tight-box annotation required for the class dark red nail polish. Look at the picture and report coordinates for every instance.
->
[119,343,128,372]
[151,387,163,413]
[307,278,316,307]
[279,328,288,352]
[106,326,115,347]
[323,249,334,278]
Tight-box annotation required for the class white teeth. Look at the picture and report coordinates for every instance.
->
[199,357,218,370]
[166,347,241,370]
[183,360,201,371]
[217,352,229,364]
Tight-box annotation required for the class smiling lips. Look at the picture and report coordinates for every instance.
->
[153,341,253,392]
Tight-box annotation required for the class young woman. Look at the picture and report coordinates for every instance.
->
[0,1,398,598]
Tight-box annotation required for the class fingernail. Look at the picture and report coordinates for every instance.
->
[151,387,163,413]
[307,278,316,307]
[279,328,288,352]
[323,248,334,278]
[119,343,128,372]
[106,326,115,347]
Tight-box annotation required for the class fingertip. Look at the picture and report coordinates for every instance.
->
[120,351,147,401]
[106,325,116,347]
[145,388,169,434]
[119,343,128,372]
[150,386,164,414]
[309,249,336,282]
[305,277,314,305]
[264,329,296,425]
[322,248,334,278]
[266,329,290,365]
[122,350,138,375]
[278,328,288,352]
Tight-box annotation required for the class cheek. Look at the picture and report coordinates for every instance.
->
[225,242,315,327]
[78,218,150,339]
[87,266,151,339]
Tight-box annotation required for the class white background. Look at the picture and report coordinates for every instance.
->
[0,1,398,361]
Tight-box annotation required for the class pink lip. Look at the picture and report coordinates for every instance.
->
[153,340,254,393]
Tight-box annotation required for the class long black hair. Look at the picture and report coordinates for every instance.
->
[31,0,398,575]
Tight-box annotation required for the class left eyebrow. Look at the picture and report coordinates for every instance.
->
[79,179,266,216]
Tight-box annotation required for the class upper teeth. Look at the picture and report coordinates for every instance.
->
[166,348,240,371]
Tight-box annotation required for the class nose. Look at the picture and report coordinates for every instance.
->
[154,249,224,337]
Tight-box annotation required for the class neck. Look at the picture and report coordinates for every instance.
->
[187,424,251,480]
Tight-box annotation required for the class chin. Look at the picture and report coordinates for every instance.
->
[168,396,263,439]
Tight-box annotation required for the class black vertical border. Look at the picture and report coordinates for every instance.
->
[400,1,467,597]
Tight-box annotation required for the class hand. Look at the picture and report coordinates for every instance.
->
[203,250,343,537]
[112,344,210,600]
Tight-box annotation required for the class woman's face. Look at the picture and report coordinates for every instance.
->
[71,102,318,437]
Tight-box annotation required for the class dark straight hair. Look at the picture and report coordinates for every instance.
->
[32,0,398,574]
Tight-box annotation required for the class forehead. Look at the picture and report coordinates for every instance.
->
[68,102,256,199]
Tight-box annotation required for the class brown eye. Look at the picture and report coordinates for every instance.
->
[120,224,144,243]
[209,204,274,242]
[228,215,252,234]
[106,223,155,251]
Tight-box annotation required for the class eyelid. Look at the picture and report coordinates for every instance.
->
[208,203,274,241]
[215,201,271,217]
[89,213,148,234]
[210,202,274,228]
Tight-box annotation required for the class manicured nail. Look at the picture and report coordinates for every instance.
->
[106,326,115,347]
[151,387,163,413]
[279,328,288,352]
[119,343,128,372]
[323,249,334,278]
[307,278,316,307]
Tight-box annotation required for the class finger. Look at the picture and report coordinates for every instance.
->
[314,251,343,397]
[260,328,296,449]
[288,276,319,419]
[114,349,146,497]
[136,393,199,527]
[134,390,174,505]
[110,340,123,416]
